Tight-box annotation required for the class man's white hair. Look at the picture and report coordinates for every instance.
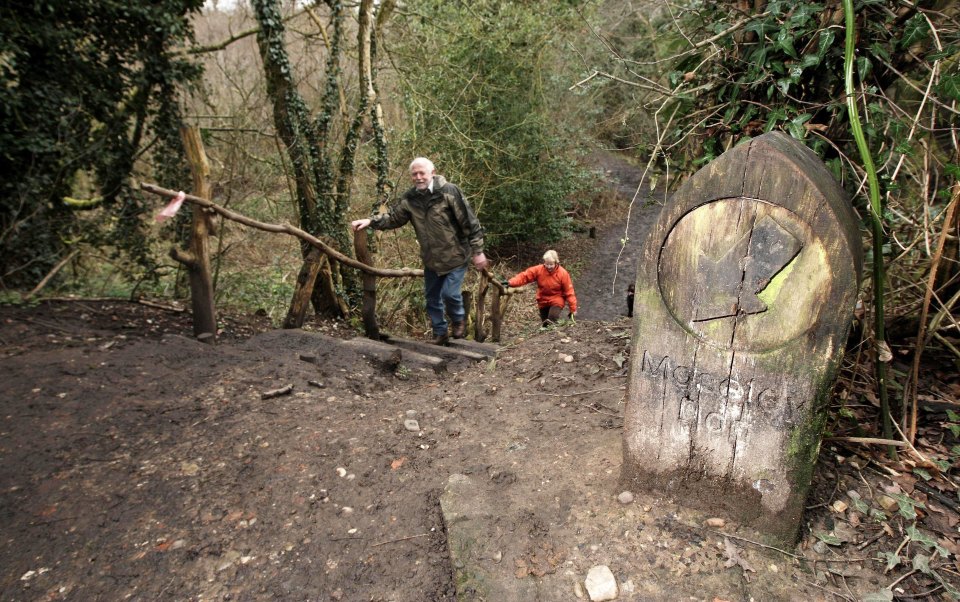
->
[409,157,435,173]
[543,250,559,264]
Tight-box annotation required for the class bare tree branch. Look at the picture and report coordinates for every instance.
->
[140,183,423,278]
[184,7,309,55]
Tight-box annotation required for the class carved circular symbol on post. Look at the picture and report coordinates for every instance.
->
[658,197,828,352]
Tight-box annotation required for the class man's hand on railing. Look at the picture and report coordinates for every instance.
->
[472,252,489,270]
[351,218,371,231]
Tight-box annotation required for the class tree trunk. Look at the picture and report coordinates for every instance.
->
[315,257,350,319]
[284,247,326,329]
[253,0,344,319]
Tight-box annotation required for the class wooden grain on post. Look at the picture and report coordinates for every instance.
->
[621,132,862,544]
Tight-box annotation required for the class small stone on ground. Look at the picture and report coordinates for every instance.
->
[584,565,618,601]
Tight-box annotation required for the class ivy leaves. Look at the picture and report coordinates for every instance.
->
[0,0,204,287]
[900,13,931,50]
[646,0,959,195]
[937,73,960,102]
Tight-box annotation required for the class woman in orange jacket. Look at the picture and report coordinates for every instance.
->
[506,250,578,326]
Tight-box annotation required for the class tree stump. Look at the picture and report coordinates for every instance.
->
[620,132,862,543]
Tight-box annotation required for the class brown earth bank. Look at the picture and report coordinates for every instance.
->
[1,152,958,601]
[1,300,958,602]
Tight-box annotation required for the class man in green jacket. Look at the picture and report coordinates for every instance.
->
[351,157,489,345]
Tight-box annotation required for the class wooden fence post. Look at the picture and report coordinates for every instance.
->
[461,290,473,337]
[490,286,504,342]
[475,270,489,342]
[353,229,380,339]
[493,291,512,343]
[173,126,217,343]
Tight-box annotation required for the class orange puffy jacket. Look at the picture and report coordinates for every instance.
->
[508,264,577,313]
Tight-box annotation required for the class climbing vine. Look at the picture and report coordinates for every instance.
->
[0,0,204,288]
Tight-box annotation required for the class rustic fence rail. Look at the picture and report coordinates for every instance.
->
[141,182,516,342]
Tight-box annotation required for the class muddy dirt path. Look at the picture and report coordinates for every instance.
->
[575,152,662,321]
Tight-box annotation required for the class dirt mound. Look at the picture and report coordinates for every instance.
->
[0,301,626,601]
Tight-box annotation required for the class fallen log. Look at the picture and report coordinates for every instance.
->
[380,334,489,362]
[446,338,499,358]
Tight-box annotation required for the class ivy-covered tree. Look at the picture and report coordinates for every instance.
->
[251,0,393,322]
[0,0,204,289]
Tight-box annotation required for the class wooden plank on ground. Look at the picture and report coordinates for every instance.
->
[380,334,489,362]
[342,337,447,373]
[447,338,499,358]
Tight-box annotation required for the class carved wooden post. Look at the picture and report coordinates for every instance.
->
[353,229,380,339]
[621,132,863,543]
[173,126,217,342]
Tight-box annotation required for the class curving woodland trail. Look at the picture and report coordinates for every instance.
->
[575,151,664,321]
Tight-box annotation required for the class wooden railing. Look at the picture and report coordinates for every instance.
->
[351,228,516,342]
[141,181,516,343]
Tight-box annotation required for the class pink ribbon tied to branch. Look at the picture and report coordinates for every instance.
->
[155,191,186,222]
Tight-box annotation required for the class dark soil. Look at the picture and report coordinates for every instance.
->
[1,152,958,601]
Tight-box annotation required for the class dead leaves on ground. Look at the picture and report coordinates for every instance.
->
[514,541,567,578]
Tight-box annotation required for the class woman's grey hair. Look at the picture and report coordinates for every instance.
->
[410,157,435,173]
[543,250,559,264]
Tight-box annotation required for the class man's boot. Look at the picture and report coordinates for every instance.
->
[451,321,465,339]
[432,331,450,346]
